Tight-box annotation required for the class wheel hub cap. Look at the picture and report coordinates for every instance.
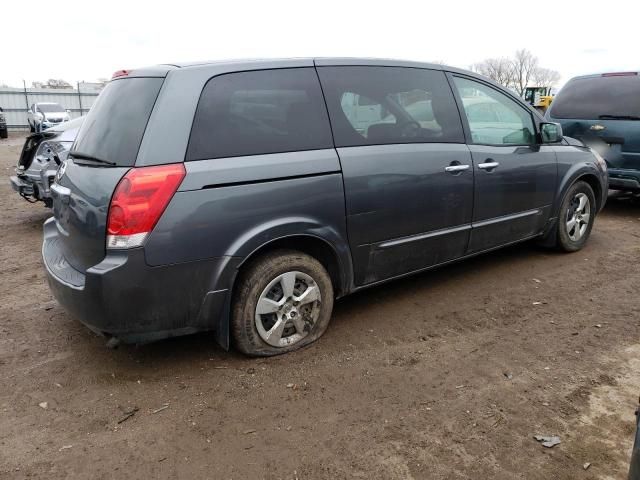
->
[254,271,322,348]
[566,192,591,242]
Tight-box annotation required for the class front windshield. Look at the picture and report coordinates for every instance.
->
[38,104,65,113]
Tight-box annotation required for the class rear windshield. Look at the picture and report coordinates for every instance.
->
[38,103,64,113]
[72,77,163,166]
[550,74,640,119]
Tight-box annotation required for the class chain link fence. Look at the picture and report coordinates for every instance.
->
[0,82,102,131]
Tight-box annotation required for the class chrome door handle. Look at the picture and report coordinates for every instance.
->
[478,161,500,170]
[445,164,470,173]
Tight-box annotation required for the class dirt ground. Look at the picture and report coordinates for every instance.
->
[1,134,639,480]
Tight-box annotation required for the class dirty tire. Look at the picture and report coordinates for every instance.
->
[232,249,334,357]
[557,180,596,252]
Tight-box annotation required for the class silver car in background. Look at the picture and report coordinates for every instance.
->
[10,116,83,207]
[27,102,71,132]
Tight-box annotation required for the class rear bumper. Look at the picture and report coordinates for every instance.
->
[42,218,239,344]
[10,175,34,196]
[608,168,640,191]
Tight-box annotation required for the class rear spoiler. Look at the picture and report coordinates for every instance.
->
[109,65,178,80]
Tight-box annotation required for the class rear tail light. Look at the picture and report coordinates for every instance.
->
[107,163,185,249]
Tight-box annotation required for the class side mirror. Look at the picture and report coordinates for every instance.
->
[65,109,71,114]
[540,122,563,143]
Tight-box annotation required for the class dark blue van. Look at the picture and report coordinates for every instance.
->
[547,72,640,191]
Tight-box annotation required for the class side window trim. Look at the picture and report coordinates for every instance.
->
[312,66,338,150]
[443,72,472,145]
[446,72,540,147]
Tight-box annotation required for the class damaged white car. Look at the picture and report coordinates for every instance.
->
[10,116,83,207]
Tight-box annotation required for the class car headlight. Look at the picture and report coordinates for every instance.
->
[590,148,607,171]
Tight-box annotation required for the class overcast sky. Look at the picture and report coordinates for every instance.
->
[2,0,638,88]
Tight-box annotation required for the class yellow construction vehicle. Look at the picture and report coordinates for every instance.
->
[524,86,556,114]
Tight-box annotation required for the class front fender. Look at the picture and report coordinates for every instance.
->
[539,146,607,247]
[553,146,607,216]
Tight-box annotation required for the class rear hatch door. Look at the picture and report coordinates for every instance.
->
[548,73,640,169]
[51,76,165,272]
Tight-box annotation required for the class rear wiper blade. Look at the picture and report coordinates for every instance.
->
[69,150,116,166]
[598,114,640,120]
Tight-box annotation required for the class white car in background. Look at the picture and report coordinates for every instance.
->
[27,102,71,132]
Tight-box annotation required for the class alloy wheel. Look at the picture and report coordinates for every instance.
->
[254,271,322,348]
[565,192,591,242]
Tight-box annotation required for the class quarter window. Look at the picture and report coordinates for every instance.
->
[317,67,464,147]
[186,68,333,161]
[453,77,536,145]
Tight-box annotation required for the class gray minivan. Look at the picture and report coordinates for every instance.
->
[44,59,607,356]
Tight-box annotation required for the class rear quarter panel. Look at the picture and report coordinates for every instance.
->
[144,149,351,287]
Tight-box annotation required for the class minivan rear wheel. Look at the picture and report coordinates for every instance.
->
[556,181,596,252]
[232,250,334,356]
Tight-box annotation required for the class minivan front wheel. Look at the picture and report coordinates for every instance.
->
[557,181,596,252]
[232,250,334,356]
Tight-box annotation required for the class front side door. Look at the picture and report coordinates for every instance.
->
[451,75,557,253]
[316,65,474,285]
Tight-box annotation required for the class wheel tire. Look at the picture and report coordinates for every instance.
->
[232,249,334,357]
[556,181,596,252]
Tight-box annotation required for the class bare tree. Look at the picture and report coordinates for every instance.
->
[531,67,561,88]
[46,79,72,89]
[472,57,515,89]
[32,79,73,89]
[511,49,539,96]
[473,49,562,96]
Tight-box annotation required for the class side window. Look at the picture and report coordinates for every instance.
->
[317,67,464,147]
[186,68,333,161]
[453,77,536,145]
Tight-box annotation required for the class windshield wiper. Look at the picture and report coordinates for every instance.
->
[598,114,640,120]
[69,150,116,166]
